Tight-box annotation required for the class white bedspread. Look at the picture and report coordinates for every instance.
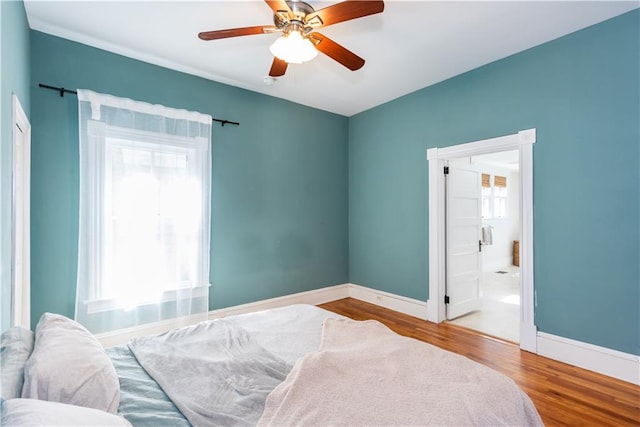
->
[258,318,543,426]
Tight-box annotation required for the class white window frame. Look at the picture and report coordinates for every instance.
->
[11,94,31,329]
[84,125,210,314]
[482,180,509,220]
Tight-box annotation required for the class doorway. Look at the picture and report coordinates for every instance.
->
[426,129,537,352]
[446,151,520,342]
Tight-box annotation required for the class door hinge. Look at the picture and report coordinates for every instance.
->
[479,239,482,252]
[444,295,450,304]
[444,166,449,175]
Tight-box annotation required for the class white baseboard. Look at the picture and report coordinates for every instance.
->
[519,322,537,353]
[207,284,350,320]
[537,332,640,385]
[346,283,429,319]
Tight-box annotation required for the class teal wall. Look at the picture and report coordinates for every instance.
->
[0,0,30,331]
[349,10,639,355]
[22,8,640,356]
[29,31,349,327]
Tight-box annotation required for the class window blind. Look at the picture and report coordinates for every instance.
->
[482,173,491,188]
[494,175,507,188]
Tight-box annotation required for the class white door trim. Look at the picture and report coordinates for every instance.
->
[11,94,31,329]
[426,129,536,352]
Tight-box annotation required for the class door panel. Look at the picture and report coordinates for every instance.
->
[446,166,482,320]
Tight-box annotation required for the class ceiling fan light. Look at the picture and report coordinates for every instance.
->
[270,30,318,64]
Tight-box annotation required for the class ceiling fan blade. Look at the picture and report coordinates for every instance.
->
[305,0,384,28]
[198,26,276,41]
[309,32,365,71]
[264,0,293,19]
[269,57,288,77]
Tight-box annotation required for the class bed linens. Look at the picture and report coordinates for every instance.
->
[108,304,542,426]
[109,304,344,425]
[106,346,190,427]
[128,318,291,427]
[21,313,120,413]
[258,317,543,427]
[0,326,34,400]
[1,398,131,426]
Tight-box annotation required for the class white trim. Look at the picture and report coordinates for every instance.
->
[347,283,429,319]
[427,129,537,352]
[206,284,350,320]
[11,94,31,329]
[427,149,446,323]
[537,332,640,385]
[518,135,536,352]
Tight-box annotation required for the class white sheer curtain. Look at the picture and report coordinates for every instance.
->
[75,90,212,334]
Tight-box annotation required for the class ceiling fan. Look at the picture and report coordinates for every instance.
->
[198,0,384,77]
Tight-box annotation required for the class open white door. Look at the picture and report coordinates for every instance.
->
[445,164,482,320]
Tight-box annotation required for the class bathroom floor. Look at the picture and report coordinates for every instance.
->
[447,265,520,343]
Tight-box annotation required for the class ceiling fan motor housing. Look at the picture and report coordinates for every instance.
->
[274,0,317,32]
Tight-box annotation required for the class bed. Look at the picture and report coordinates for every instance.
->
[1,304,543,426]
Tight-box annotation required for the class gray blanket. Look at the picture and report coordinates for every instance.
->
[128,319,291,427]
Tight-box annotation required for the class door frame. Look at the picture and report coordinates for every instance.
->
[11,94,31,329]
[426,128,536,352]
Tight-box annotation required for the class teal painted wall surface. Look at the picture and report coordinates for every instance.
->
[29,31,349,327]
[1,0,30,331]
[349,11,639,355]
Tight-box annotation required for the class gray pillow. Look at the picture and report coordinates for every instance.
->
[21,313,120,413]
[1,398,131,426]
[0,326,34,399]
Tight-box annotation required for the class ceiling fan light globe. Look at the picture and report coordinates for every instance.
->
[269,31,318,64]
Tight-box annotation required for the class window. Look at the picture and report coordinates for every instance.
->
[481,173,508,219]
[481,173,491,218]
[493,175,508,218]
[101,136,206,308]
[75,90,212,334]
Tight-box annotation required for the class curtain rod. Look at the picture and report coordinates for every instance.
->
[38,83,240,127]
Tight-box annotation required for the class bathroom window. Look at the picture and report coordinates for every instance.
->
[481,173,508,219]
[493,176,507,218]
[481,173,492,218]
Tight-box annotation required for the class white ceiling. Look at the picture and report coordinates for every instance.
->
[24,1,638,117]
[473,150,520,171]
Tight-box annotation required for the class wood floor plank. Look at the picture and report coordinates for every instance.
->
[318,298,640,426]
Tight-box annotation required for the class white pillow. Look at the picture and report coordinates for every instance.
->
[1,398,131,426]
[0,327,34,399]
[21,313,120,413]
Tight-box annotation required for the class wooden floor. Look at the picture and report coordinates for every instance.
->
[318,298,640,426]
